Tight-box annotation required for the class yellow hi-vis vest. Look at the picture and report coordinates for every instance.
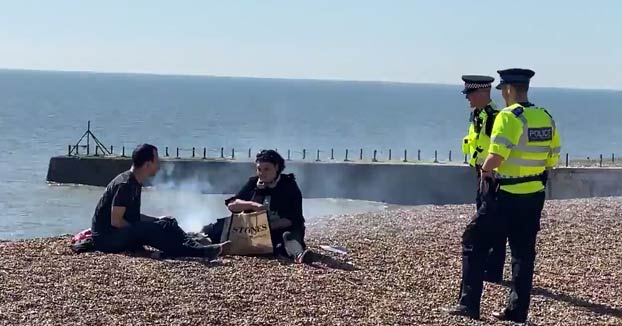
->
[488,103,562,194]
[462,101,498,166]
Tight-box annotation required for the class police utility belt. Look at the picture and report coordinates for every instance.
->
[495,172,548,186]
[477,165,548,186]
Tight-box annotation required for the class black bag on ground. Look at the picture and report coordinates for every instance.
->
[70,238,95,253]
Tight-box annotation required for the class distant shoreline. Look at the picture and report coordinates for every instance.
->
[1,67,620,93]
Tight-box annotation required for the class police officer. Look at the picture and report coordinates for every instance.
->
[443,68,561,323]
[460,75,505,284]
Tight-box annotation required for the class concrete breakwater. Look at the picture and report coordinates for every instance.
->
[46,156,622,205]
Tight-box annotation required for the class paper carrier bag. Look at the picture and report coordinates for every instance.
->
[220,210,273,255]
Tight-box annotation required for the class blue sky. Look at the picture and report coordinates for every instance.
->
[1,0,620,89]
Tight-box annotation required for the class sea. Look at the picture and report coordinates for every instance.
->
[1,69,621,240]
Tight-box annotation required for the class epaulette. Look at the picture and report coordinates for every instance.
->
[511,106,524,117]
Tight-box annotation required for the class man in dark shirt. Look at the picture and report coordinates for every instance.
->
[91,144,227,260]
[91,169,144,238]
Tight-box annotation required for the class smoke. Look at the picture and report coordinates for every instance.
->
[285,160,471,206]
[277,160,394,213]
[144,162,229,232]
[141,159,390,231]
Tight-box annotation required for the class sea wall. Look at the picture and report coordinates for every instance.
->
[46,156,622,205]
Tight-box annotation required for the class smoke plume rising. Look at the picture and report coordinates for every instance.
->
[143,162,229,232]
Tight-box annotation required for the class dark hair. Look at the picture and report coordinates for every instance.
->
[256,149,285,174]
[511,83,529,93]
[132,144,158,168]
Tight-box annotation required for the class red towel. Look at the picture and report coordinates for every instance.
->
[71,229,92,244]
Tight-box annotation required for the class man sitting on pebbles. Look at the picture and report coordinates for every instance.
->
[90,144,228,260]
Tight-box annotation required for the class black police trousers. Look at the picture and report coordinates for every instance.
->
[458,180,545,321]
[475,177,507,281]
[456,175,507,301]
[93,218,216,258]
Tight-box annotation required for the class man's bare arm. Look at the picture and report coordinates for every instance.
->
[227,199,264,213]
[481,153,504,173]
[479,153,505,193]
[111,206,130,228]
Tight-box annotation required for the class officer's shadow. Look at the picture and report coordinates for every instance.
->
[499,281,622,319]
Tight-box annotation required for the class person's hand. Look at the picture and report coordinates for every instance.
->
[251,202,267,211]
[479,170,493,194]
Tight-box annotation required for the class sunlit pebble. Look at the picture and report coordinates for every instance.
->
[1,197,622,325]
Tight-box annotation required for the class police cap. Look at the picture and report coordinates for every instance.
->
[495,68,535,89]
[461,75,494,94]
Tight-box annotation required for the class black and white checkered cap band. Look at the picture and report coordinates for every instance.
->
[464,82,491,90]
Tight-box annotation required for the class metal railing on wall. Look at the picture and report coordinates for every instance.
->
[68,121,111,157]
[65,144,621,168]
[64,122,620,168]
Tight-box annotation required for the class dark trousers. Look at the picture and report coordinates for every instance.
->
[475,177,506,281]
[457,174,506,301]
[458,181,545,321]
[94,218,216,258]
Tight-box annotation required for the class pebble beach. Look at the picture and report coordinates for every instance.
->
[1,197,621,325]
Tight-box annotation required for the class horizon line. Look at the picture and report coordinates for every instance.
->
[1,67,620,93]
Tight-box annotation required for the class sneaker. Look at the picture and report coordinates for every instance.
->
[295,249,314,264]
[204,241,231,261]
[441,304,480,320]
[187,232,213,245]
[492,309,527,324]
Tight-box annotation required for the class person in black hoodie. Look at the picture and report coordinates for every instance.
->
[203,149,312,263]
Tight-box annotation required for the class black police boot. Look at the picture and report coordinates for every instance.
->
[441,304,479,320]
[492,309,527,324]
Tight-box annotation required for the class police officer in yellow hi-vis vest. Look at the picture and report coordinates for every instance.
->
[443,68,561,323]
[461,75,498,169]
[459,75,505,283]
